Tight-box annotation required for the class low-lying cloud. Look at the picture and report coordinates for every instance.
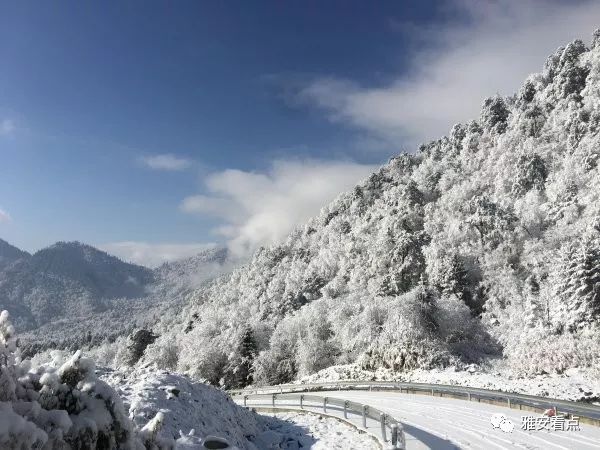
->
[181,159,377,256]
[299,0,600,148]
[0,208,11,223]
[139,153,192,171]
[0,119,15,136]
[100,241,217,268]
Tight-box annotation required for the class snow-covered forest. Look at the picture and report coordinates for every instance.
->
[0,309,174,448]
[133,31,600,388]
[0,240,233,354]
[2,309,342,449]
[3,26,600,450]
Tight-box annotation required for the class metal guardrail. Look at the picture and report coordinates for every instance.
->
[236,392,406,449]
[230,380,600,425]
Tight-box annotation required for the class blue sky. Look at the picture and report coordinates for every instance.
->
[1,1,599,266]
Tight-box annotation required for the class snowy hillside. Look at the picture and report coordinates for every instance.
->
[0,241,154,330]
[0,310,147,449]
[0,238,29,272]
[2,309,326,450]
[102,367,264,447]
[139,30,600,388]
[152,247,234,297]
[100,367,372,449]
[0,241,234,356]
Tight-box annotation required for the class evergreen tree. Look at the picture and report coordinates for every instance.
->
[512,154,548,196]
[554,235,600,331]
[237,326,258,386]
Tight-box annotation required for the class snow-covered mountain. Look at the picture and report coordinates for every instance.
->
[0,241,234,354]
[153,246,233,296]
[0,238,29,271]
[141,30,600,388]
[0,241,154,330]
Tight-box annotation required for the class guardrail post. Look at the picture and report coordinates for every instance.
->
[243,395,247,407]
[507,398,511,408]
[363,405,368,428]
[380,413,387,442]
[344,401,348,419]
[391,424,398,448]
[323,397,327,413]
[300,394,304,409]
[431,388,434,396]
[272,394,276,407]
[467,392,471,401]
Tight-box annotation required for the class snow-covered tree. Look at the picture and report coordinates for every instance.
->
[100,29,600,383]
[0,310,140,448]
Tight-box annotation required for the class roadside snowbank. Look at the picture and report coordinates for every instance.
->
[103,367,376,449]
[297,363,600,403]
[102,367,262,449]
[261,412,379,450]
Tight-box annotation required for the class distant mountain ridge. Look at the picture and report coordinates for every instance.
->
[0,240,232,336]
[30,241,154,298]
[0,240,154,330]
[157,246,229,278]
[0,238,30,271]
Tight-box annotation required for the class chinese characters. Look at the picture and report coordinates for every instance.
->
[521,415,580,432]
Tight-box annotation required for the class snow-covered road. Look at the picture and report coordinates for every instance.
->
[323,390,600,449]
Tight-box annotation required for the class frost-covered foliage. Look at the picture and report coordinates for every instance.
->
[0,310,244,449]
[0,310,141,448]
[139,31,600,384]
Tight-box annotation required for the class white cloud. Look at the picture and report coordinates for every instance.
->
[181,159,377,256]
[99,241,217,268]
[0,119,15,136]
[0,208,11,223]
[299,0,600,148]
[139,153,192,171]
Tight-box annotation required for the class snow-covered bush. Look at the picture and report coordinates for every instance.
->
[253,316,301,385]
[250,285,491,384]
[505,326,600,376]
[142,334,180,372]
[1,310,237,449]
[0,310,141,448]
[357,287,451,371]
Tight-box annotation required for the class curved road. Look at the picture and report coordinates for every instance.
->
[320,390,600,449]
